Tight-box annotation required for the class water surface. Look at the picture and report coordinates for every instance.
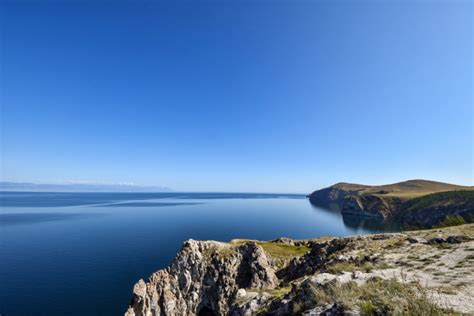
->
[0,192,398,315]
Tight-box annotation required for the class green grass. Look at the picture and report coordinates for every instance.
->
[229,240,310,259]
[437,215,467,228]
[257,242,310,258]
[401,190,474,228]
[326,262,358,274]
[325,261,376,274]
[334,180,473,200]
[406,190,474,213]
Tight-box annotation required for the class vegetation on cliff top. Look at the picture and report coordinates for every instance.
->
[230,240,310,258]
[329,179,471,199]
[309,180,474,228]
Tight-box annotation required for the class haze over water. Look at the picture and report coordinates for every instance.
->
[0,192,398,315]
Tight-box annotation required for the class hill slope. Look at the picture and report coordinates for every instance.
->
[402,190,474,227]
[309,180,473,225]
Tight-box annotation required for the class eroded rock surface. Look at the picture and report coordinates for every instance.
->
[125,225,474,315]
[125,240,277,316]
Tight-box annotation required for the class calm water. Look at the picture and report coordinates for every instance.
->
[0,192,399,315]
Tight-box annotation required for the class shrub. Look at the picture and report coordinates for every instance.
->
[437,215,467,228]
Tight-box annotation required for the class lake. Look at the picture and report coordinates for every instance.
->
[0,192,399,315]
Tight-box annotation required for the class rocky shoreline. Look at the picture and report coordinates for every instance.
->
[125,224,474,315]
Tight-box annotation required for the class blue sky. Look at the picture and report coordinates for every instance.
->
[1,0,472,193]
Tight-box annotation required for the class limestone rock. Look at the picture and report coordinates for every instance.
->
[125,225,474,315]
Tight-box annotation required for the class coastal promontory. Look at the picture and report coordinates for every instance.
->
[309,180,474,227]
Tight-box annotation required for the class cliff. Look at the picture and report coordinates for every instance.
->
[309,180,473,225]
[125,224,474,315]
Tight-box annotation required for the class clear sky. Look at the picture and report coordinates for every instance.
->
[1,0,472,193]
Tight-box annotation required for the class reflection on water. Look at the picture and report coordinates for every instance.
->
[0,192,400,315]
[0,212,104,225]
[308,201,342,220]
[94,202,204,207]
[341,214,401,232]
[0,192,304,207]
[309,200,401,233]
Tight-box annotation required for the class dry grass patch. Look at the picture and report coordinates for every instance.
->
[257,242,310,259]
[203,245,236,258]
[309,278,456,316]
[248,286,291,298]
[229,240,310,259]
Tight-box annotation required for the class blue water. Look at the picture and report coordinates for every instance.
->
[0,192,398,315]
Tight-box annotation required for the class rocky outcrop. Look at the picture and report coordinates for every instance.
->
[125,225,474,315]
[125,240,278,316]
[308,183,368,211]
[341,194,402,220]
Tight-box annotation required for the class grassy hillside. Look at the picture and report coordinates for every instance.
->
[309,180,474,227]
[337,179,472,199]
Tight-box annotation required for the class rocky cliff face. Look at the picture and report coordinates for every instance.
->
[125,225,474,316]
[341,195,401,220]
[308,182,406,220]
[308,183,368,211]
[125,240,279,316]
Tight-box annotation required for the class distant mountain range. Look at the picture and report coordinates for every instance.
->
[0,181,172,192]
[309,179,474,228]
